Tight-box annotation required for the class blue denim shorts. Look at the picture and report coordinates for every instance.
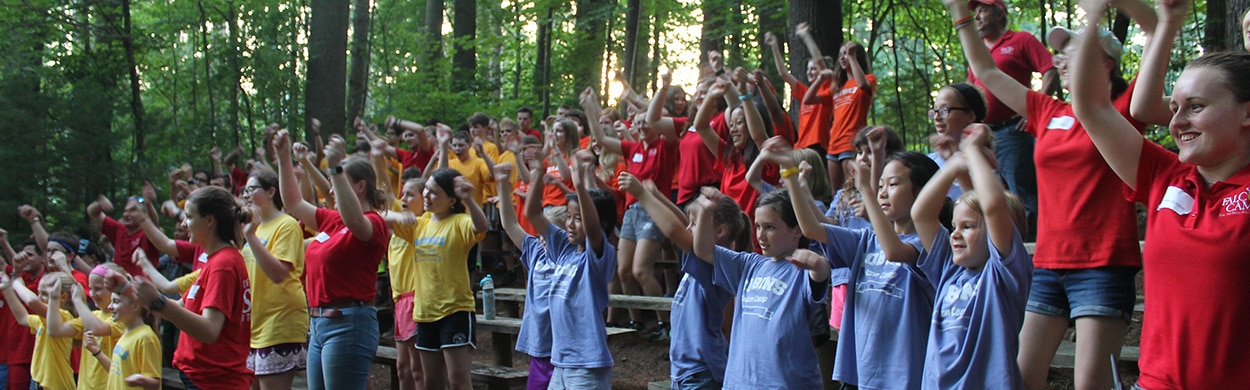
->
[1027,266,1139,322]
[825,151,856,161]
[619,203,664,242]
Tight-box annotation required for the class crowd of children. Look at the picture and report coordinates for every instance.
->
[2,0,1248,389]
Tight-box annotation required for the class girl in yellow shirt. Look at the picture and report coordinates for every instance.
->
[92,269,162,390]
[1,271,76,390]
[46,264,129,390]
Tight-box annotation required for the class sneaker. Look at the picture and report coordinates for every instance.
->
[628,321,647,331]
[648,321,670,341]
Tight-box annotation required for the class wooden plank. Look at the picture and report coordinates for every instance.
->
[649,380,672,390]
[1050,340,1139,369]
[471,363,529,390]
[481,288,674,311]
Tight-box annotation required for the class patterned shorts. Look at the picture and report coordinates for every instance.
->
[246,342,309,375]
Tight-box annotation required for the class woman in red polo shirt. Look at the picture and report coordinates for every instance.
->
[274,130,390,389]
[1073,0,1250,387]
[135,186,252,389]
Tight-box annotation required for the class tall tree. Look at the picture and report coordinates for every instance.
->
[1204,0,1250,51]
[623,0,643,82]
[535,3,554,115]
[452,0,477,90]
[305,0,350,138]
[570,0,612,91]
[700,0,725,63]
[347,0,373,124]
[122,0,148,166]
[424,0,444,65]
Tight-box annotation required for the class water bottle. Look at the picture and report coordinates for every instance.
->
[481,274,496,320]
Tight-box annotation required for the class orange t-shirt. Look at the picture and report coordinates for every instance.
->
[541,158,573,207]
[791,80,833,150]
[827,74,877,155]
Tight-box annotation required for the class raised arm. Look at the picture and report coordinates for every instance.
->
[961,126,1016,256]
[242,207,295,284]
[913,154,965,252]
[745,148,770,193]
[581,87,623,154]
[133,211,178,259]
[689,196,717,264]
[735,68,770,148]
[753,69,796,143]
[1072,0,1175,190]
[0,273,31,327]
[494,164,528,248]
[134,279,228,344]
[455,177,489,235]
[274,130,319,229]
[87,195,114,231]
[294,142,332,208]
[646,71,680,139]
[764,32,801,85]
[802,70,831,105]
[795,23,827,71]
[945,0,1030,116]
[693,80,729,159]
[620,172,694,251]
[571,157,605,256]
[323,135,376,242]
[523,164,551,237]
[769,138,828,243]
[1129,0,1186,126]
[132,250,183,294]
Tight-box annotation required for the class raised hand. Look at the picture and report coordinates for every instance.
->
[292,141,309,162]
[242,204,261,238]
[273,130,292,159]
[795,22,812,37]
[853,160,875,195]
[84,331,100,355]
[617,171,644,197]
[660,70,673,87]
[436,125,453,145]
[707,50,724,71]
[45,275,62,295]
[764,31,779,47]
[17,205,40,223]
[98,195,114,214]
[142,181,157,203]
[787,248,831,278]
[493,163,514,183]
[323,135,348,168]
[210,147,222,162]
[71,283,86,304]
[50,251,71,273]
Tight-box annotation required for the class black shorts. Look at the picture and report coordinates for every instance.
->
[415,311,477,351]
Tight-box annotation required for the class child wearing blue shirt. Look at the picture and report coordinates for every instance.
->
[494,164,560,389]
[524,152,620,390]
[691,185,831,389]
[770,130,945,389]
[911,125,1032,389]
[620,173,746,389]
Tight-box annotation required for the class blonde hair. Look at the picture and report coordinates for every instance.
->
[954,191,1028,238]
[791,148,833,203]
[544,206,569,228]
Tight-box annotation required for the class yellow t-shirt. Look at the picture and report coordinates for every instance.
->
[242,213,310,348]
[409,212,484,322]
[388,201,419,300]
[448,155,493,205]
[175,270,200,294]
[29,310,75,390]
[106,325,162,390]
[69,311,127,390]
[388,156,404,199]
[482,150,520,200]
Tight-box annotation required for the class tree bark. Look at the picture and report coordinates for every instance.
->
[347,0,372,124]
[451,0,477,90]
[228,0,241,146]
[1203,0,1250,51]
[305,0,350,139]
[123,0,147,166]
[535,5,553,115]
[571,0,611,92]
[424,0,444,64]
[623,0,642,82]
[758,0,787,94]
[700,0,724,65]
[787,0,841,84]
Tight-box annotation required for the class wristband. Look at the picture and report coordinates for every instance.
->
[738,92,754,101]
[92,349,103,356]
[149,296,168,313]
[780,166,800,178]
[715,68,726,76]
[952,15,973,27]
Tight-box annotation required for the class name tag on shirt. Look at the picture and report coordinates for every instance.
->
[315,232,331,243]
[632,153,644,163]
[187,284,200,300]
[1046,116,1076,130]
[1158,186,1195,215]
[198,253,209,263]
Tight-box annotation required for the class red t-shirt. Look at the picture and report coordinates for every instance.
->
[541,159,573,207]
[1129,141,1250,388]
[827,74,877,155]
[231,166,249,196]
[714,140,777,219]
[1025,82,1145,269]
[172,247,252,389]
[791,80,833,150]
[621,137,679,206]
[396,146,434,172]
[100,216,160,277]
[676,120,725,204]
[580,135,591,150]
[524,128,542,139]
[0,268,42,365]
[603,161,629,224]
[764,82,797,144]
[303,209,389,307]
[968,30,1055,123]
[172,240,209,271]
[514,181,538,237]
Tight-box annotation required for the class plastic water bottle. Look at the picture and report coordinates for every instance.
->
[481,274,496,320]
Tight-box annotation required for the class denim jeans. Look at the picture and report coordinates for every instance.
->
[1,363,7,390]
[991,120,1038,236]
[307,306,379,390]
[179,371,200,390]
[673,369,722,390]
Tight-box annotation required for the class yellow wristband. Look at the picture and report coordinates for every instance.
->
[780,166,800,178]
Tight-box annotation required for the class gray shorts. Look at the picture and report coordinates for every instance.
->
[548,366,612,390]
[618,203,665,242]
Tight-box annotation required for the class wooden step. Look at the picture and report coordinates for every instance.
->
[475,314,636,337]
[649,380,672,390]
[471,363,528,390]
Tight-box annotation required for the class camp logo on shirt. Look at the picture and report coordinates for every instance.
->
[242,278,253,322]
[940,279,980,322]
[112,345,129,361]
[1220,186,1250,217]
[998,46,1015,55]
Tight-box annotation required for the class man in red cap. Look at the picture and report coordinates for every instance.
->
[965,0,1058,240]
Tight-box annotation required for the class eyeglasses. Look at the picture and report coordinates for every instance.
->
[244,185,264,194]
[927,107,972,120]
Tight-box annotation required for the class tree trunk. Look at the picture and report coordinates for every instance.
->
[758,0,787,95]
[1204,0,1250,51]
[571,0,611,93]
[623,0,642,82]
[451,0,477,90]
[228,0,241,146]
[536,5,553,115]
[120,0,147,166]
[700,0,724,65]
[424,0,444,64]
[199,1,216,139]
[347,0,372,124]
[787,0,841,84]
[305,0,350,139]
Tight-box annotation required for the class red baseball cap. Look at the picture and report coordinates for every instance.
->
[968,0,1007,11]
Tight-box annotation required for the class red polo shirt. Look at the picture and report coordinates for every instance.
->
[968,30,1055,123]
[675,114,726,205]
[620,137,679,206]
[100,216,160,277]
[1129,141,1250,389]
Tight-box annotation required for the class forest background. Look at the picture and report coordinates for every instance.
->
[0,0,1245,237]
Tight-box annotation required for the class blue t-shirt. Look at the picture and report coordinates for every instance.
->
[515,235,555,358]
[670,252,733,383]
[542,223,618,369]
[826,189,872,231]
[921,226,1032,390]
[713,246,827,389]
[821,224,935,389]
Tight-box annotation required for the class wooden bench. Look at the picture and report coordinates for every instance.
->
[475,313,636,366]
[375,345,529,390]
[483,287,674,311]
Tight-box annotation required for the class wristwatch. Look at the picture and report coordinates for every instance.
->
[149,296,168,313]
[333,165,345,175]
